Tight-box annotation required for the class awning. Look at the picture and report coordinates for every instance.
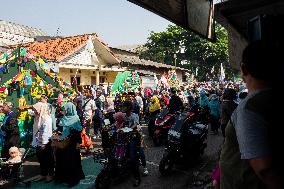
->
[128,0,215,41]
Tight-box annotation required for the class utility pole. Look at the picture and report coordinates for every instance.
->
[55,27,60,36]
[173,40,179,68]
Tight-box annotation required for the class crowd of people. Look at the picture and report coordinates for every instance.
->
[1,40,283,188]
[0,78,246,187]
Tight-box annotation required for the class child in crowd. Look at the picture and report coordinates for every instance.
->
[0,147,22,182]
[3,146,22,164]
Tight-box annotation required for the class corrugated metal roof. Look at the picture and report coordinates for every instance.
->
[114,52,189,71]
[0,20,47,37]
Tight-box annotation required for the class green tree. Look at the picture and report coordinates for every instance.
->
[137,23,237,81]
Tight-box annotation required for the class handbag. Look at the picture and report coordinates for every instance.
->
[80,129,93,149]
[51,134,70,149]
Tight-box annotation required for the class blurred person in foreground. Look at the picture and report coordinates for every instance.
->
[220,40,284,189]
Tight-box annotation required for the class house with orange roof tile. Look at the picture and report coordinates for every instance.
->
[9,33,124,88]
[7,30,189,92]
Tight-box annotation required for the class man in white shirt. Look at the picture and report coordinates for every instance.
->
[97,90,106,104]
[135,92,143,122]
[91,86,96,98]
[135,92,143,111]
[83,89,97,137]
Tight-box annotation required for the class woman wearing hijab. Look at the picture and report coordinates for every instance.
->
[198,90,209,108]
[209,94,220,135]
[148,96,161,138]
[198,90,210,124]
[220,88,238,137]
[113,112,126,129]
[54,102,85,187]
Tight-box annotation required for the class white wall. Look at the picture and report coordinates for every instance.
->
[62,44,100,66]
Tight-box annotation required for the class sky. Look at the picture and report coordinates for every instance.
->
[1,0,172,47]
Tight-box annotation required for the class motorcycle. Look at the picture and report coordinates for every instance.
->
[94,126,141,189]
[147,110,160,138]
[196,106,210,124]
[101,119,115,156]
[153,108,175,146]
[159,110,208,175]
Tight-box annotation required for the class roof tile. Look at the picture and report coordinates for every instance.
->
[11,33,98,62]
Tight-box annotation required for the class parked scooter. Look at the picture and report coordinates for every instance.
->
[101,119,115,156]
[94,126,141,189]
[153,108,175,146]
[159,110,208,175]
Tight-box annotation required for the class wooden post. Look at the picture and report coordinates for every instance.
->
[96,71,100,86]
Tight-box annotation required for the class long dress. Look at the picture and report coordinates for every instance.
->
[55,129,85,185]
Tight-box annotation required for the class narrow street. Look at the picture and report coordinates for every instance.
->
[1,1,282,189]
[3,124,223,189]
[105,125,223,189]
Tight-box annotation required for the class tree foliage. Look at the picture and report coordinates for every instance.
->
[136,23,237,81]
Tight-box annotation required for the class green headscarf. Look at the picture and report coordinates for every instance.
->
[198,90,209,107]
[59,102,82,140]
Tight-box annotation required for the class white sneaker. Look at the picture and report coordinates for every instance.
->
[143,167,149,176]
